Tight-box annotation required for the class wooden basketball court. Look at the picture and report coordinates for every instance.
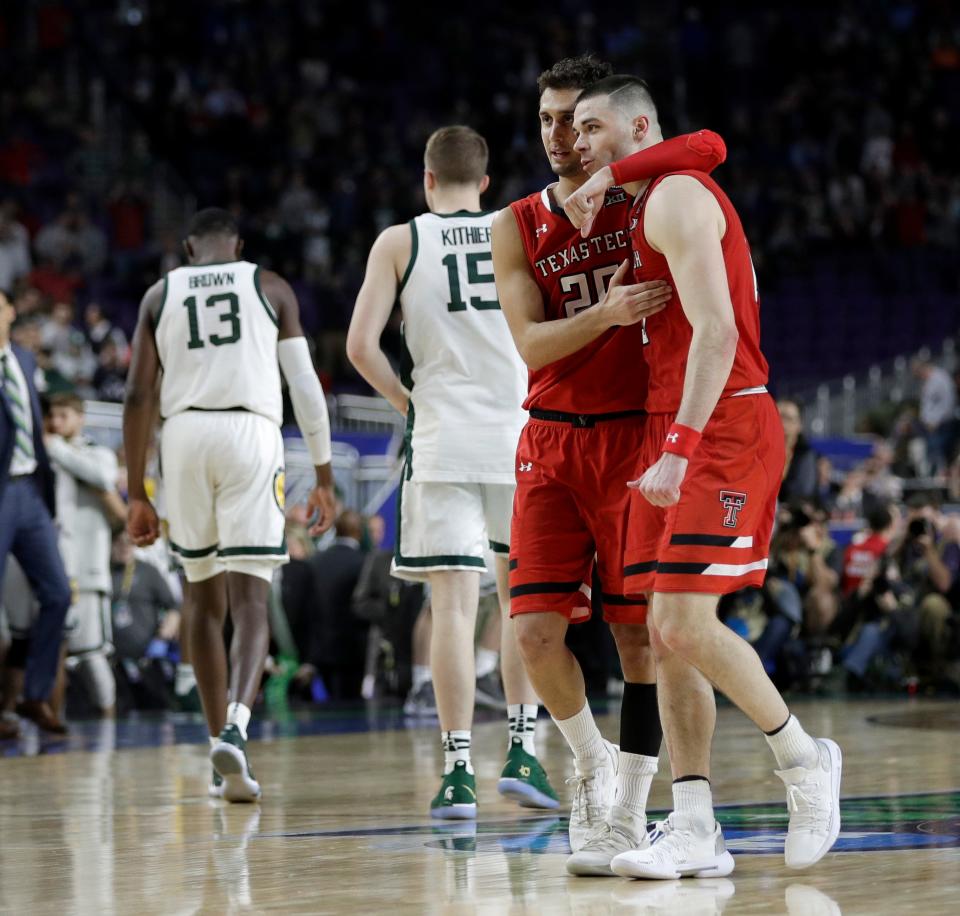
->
[0,697,957,913]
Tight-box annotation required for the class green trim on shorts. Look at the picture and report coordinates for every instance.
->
[395,554,486,569]
[488,540,510,554]
[170,540,218,559]
[218,544,287,557]
[393,473,484,570]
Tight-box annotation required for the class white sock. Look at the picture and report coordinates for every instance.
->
[175,663,196,696]
[412,665,432,690]
[442,730,473,775]
[227,702,252,741]
[765,714,819,770]
[209,736,218,750]
[475,647,499,679]
[616,752,658,820]
[673,778,715,830]
[553,701,605,767]
[508,703,538,756]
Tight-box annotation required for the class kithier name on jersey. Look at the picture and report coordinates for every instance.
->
[441,226,491,247]
[533,230,630,278]
[188,271,236,289]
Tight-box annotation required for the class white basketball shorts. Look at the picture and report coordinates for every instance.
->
[392,474,514,582]
[161,410,288,583]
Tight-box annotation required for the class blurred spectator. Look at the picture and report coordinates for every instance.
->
[813,456,839,514]
[0,201,31,293]
[45,392,120,716]
[303,510,368,700]
[41,301,96,390]
[839,502,960,691]
[83,303,128,357]
[92,338,128,403]
[778,398,818,503]
[34,198,108,279]
[912,357,957,474]
[840,505,899,599]
[281,520,318,669]
[755,503,841,680]
[110,532,181,665]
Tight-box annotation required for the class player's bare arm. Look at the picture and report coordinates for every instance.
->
[565,130,728,234]
[263,268,336,535]
[122,279,164,546]
[630,175,737,507]
[346,224,412,415]
[491,207,671,372]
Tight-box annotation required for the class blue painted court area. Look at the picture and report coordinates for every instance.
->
[254,790,960,857]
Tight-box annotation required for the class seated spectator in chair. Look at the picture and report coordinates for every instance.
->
[779,398,819,503]
[755,503,842,680]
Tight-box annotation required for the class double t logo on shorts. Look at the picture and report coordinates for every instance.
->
[719,490,747,528]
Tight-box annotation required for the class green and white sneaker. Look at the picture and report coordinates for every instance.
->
[211,724,261,803]
[430,760,477,820]
[208,767,225,799]
[497,737,560,810]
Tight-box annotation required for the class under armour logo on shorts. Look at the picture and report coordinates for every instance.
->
[666,432,679,443]
[519,461,533,472]
[719,490,747,528]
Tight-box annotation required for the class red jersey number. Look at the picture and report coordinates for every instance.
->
[560,264,620,318]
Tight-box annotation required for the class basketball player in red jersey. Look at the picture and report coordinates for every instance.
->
[491,55,727,875]
[564,76,842,879]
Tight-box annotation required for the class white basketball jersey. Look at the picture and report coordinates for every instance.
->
[155,261,282,425]
[399,210,526,484]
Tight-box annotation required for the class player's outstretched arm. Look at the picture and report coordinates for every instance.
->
[346,225,411,416]
[265,269,336,536]
[123,281,163,546]
[631,175,737,507]
[564,130,727,235]
[491,208,671,371]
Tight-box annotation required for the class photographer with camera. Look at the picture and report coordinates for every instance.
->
[841,495,960,689]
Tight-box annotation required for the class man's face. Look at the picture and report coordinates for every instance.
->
[51,405,84,439]
[539,88,583,178]
[778,401,802,441]
[0,292,15,341]
[573,96,636,175]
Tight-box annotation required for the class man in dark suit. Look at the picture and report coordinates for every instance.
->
[308,510,368,699]
[0,290,72,734]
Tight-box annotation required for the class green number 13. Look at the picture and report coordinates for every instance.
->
[184,292,241,349]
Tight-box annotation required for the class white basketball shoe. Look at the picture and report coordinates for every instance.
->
[776,737,842,869]
[567,739,618,852]
[611,812,735,880]
[566,804,650,876]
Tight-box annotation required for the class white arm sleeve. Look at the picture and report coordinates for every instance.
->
[278,337,332,467]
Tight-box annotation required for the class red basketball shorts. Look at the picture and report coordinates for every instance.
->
[509,414,647,625]
[623,392,785,596]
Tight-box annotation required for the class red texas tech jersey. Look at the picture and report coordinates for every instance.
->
[510,186,649,415]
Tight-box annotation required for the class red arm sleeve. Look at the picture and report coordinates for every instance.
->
[609,130,727,185]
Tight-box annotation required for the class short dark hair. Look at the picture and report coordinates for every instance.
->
[866,505,893,533]
[424,126,488,186]
[186,207,239,240]
[537,55,613,96]
[575,74,658,119]
[50,391,84,413]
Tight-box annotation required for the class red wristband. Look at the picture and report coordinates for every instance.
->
[662,423,701,460]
